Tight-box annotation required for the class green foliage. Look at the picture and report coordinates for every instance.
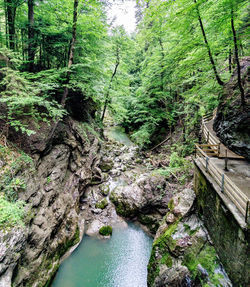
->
[0,66,67,135]
[0,195,25,229]
[155,152,193,185]
[95,198,108,210]
[183,245,223,286]
[99,225,113,236]
[0,144,33,201]
[110,0,248,148]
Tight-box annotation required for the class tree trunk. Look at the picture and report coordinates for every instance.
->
[231,6,245,108]
[61,0,79,107]
[194,0,224,86]
[4,0,9,48]
[229,49,232,74]
[158,37,165,93]
[45,0,79,147]
[28,0,35,72]
[101,47,120,122]
[6,0,17,50]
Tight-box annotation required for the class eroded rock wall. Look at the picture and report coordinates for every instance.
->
[214,57,250,160]
[147,188,233,287]
[0,118,101,287]
[194,163,250,286]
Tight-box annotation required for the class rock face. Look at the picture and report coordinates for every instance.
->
[194,164,250,287]
[147,189,233,287]
[0,118,101,287]
[0,228,27,287]
[214,57,250,160]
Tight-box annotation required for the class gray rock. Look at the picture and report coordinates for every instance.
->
[154,265,190,287]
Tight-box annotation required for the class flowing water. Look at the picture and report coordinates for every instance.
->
[105,126,134,146]
[52,223,153,287]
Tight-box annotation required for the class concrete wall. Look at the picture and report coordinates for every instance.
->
[194,163,250,287]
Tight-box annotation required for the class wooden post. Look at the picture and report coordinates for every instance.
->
[198,133,202,144]
[221,174,225,193]
[224,149,228,171]
[245,201,249,224]
[205,157,209,172]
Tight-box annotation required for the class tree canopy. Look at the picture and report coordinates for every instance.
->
[0,0,248,146]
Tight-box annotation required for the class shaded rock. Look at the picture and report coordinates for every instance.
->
[154,265,190,287]
[99,157,114,172]
[0,118,102,287]
[0,228,27,287]
[147,189,232,287]
[214,57,250,160]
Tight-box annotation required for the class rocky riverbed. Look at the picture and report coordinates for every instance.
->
[0,119,233,287]
[79,124,232,287]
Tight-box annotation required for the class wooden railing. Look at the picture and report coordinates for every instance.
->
[201,110,220,146]
[195,144,249,223]
[196,143,220,157]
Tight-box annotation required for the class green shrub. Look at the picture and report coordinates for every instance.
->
[0,145,33,202]
[0,67,66,136]
[156,152,193,185]
[99,225,113,236]
[0,196,25,228]
[95,198,108,209]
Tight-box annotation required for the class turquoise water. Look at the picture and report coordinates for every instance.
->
[52,223,153,287]
[107,126,134,146]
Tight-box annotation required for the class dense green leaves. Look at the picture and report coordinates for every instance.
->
[112,0,249,147]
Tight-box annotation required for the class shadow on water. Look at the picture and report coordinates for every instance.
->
[52,222,153,287]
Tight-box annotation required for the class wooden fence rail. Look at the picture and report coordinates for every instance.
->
[195,144,249,222]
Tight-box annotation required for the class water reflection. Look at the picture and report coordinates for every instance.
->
[52,223,153,287]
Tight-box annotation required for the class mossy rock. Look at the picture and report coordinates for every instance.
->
[100,185,110,196]
[99,160,114,172]
[138,214,159,233]
[182,245,222,285]
[99,225,112,236]
[95,198,108,209]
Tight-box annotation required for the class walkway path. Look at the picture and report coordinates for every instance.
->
[196,112,249,223]
[204,119,244,159]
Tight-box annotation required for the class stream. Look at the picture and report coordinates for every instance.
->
[52,126,153,287]
[52,223,153,287]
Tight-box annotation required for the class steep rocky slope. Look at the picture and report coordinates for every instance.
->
[0,118,101,287]
[147,189,232,287]
[214,57,250,160]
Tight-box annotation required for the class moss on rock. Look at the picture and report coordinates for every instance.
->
[99,225,112,236]
[95,198,108,209]
[110,191,136,217]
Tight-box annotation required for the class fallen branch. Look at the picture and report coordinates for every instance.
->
[150,136,170,152]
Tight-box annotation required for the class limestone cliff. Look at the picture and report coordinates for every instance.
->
[0,118,101,287]
[147,189,232,287]
[214,57,250,160]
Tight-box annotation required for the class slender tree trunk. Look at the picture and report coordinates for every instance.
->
[44,0,79,148]
[61,0,79,107]
[101,56,120,122]
[4,0,9,48]
[158,37,165,93]
[229,49,232,74]
[231,6,245,108]
[6,0,17,50]
[194,0,224,86]
[28,0,35,72]
[21,29,25,61]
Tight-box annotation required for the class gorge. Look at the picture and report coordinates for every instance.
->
[0,0,249,286]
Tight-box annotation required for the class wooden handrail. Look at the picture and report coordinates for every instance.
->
[195,144,249,221]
